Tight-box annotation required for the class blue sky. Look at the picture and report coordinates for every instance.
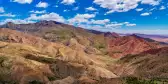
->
[0,0,168,35]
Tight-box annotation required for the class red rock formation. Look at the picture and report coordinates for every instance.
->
[108,35,160,58]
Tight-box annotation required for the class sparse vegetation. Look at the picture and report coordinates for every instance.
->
[0,36,9,41]
[0,56,18,84]
[124,77,168,84]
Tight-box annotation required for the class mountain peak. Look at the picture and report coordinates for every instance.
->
[104,32,120,38]
[35,20,62,26]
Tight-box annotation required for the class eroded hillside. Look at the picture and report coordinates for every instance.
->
[0,21,168,84]
[0,28,121,84]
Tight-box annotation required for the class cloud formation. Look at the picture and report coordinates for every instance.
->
[68,14,96,24]
[136,8,143,12]
[0,19,34,25]
[30,10,46,14]
[94,0,161,14]
[27,13,65,22]
[10,0,32,4]
[61,0,75,5]
[0,13,16,17]
[141,12,151,16]
[86,7,97,11]
[36,2,49,8]
[0,7,5,13]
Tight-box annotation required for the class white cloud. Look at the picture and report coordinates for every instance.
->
[93,0,161,14]
[149,7,156,11]
[61,0,75,5]
[54,5,59,8]
[160,6,166,10]
[0,13,16,17]
[141,0,160,6]
[0,19,35,25]
[86,7,97,11]
[30,10,46,14]
[36,2,49,8]
[126,23,136,26]
[90,19,110,25]
[73,7,79,11]
[10,0,32,4]
[68,13,136,31]
[124,22,136,26]
[78,21,136,32]
[105,10,115,15]
[27,13,65,23]
[136,8,143,11]
[141,12,151,16]
[0,7,5,13]
[105,22,123,28]
[63,10,70,12]
[68,14,96,24]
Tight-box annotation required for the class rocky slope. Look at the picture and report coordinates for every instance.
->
[109,47,168,79]
[108,35,160,58]
[0,28,120,84]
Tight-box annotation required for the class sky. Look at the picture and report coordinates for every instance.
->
[0,0,168,35]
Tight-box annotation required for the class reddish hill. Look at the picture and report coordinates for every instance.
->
[140,47,168,55]
[108,35,160,58]
[111,47,168,79]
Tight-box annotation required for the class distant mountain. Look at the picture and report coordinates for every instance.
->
[120,33,168,43]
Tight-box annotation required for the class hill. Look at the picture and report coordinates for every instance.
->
[0,28,120,84]
[1,21,162,59]
[108,35,160,58]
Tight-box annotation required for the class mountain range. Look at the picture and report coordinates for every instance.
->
[120,33,168,44]
[0,21,168,84]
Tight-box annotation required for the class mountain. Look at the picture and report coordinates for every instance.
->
[0,28,119,84]
[121,33,168,44]
[108,34,160,58]
[1,21,109,54]
[110,47,168,80]
[1,21,162,58]
[0,21,168,83]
